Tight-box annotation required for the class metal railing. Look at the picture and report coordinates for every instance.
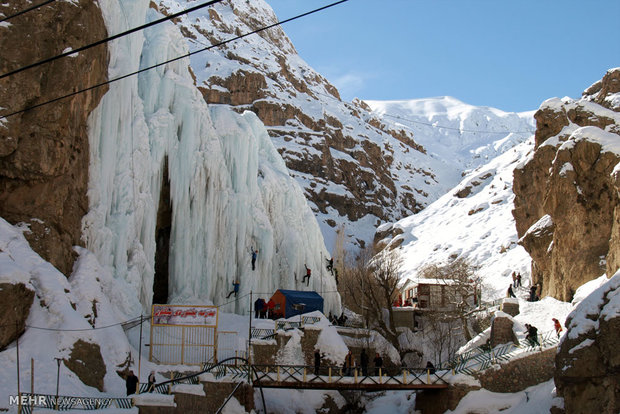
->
[20,393,133,413]
[250,364,450,388]
[446,329,560,375]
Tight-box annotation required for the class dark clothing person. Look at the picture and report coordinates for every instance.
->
[254,298,265,318]
[373,353,383,375]
[516,273,522,287]
[525,324,539,346]
[529,286,537,302]
[302,264,311,286]
[251,248,258,271]
[126,371,139,396]
[426,361,436,375]
[326,257,334,274]
[147,371,156,392]
[507,285,516,298]
[314,350,321,376]
[226,281,240,298]
[360,349,369,376]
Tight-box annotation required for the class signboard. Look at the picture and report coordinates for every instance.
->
[152,304,218,327]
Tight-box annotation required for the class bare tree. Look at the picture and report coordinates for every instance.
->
[339,246,402,350]
[419,258,481,342]
[424,311,465,365]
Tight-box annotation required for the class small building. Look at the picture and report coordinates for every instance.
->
[269,289,324,319]
[398,278,478,311]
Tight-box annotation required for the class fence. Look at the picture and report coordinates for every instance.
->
[446,329,560,374]
[150,324,216,365]
[19,393,133,413]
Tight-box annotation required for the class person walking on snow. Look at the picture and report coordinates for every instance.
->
[125,371,139,396]
[251,247,258,271]
[552,318,563,338]
[344,350,355,376]
[226,280,240,298]
[147,371,156,392]
[302,264,311,286]
[507,285,516,298]
[512,271,517,287]
[373,353,383,376]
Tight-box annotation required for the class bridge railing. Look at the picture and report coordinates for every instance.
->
[250,364,450,386]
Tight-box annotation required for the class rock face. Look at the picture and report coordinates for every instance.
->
[513,69,620,301]
[554,273,620,414]
[64,339,107,392]
[160,0,433,248]
[0,0,109,276]
[0,282,34,350]
[489,312,518,347]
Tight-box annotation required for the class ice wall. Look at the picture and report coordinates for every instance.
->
[82,0,340,315]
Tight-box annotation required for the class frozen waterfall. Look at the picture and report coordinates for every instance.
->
[82,0,340,315]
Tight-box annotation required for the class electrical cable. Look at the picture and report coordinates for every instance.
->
[0,0,225,80]
[0,0,56,23]
[0,0,350,121]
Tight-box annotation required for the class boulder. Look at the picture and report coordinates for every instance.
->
[500,298,520,317]
[489,312,518,348]
[64,339,107,392]
[554,273,620,413]
[0,282,34,349]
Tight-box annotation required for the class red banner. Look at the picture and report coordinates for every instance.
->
[152,305,218,327]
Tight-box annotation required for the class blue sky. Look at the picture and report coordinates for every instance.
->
[268,0,620,113]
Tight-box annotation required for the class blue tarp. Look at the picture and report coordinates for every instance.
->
[278,289,324,318]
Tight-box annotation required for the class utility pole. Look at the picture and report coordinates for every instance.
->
[54,357,62,410]
[320,251,323,296]
[248,290,252,363]
[15,321,21,414]
[138,314,143,393]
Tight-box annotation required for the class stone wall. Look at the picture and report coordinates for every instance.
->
[136,381,254,414]
[415,384,480,414]
[476,348,556,393]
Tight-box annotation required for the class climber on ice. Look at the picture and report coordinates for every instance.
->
[226,280,240,298]
[251,247,258,271]
[302,264,311,286]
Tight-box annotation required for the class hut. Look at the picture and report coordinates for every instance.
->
[269,289,324,318]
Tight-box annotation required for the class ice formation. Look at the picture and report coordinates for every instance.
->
[82,0,340,315]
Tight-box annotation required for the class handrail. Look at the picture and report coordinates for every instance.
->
[445,329,560,374]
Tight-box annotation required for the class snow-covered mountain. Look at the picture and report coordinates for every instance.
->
[365,96,535,175]
[377,134,534,300]
[157,0,535,251]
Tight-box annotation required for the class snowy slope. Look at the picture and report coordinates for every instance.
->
[380,136,535,300]
[82,0,340,315]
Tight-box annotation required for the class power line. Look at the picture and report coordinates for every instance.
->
[0,0,225,80]
[0,0,350,121]
[0,0,55,23]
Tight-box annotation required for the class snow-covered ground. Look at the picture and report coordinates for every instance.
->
[384,136,534,300]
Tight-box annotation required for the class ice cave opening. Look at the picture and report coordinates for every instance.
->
[153,157,172,305]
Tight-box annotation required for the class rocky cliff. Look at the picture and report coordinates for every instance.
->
[553,272,620,413]
[513,68,620,301]
[0,0,109,275]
